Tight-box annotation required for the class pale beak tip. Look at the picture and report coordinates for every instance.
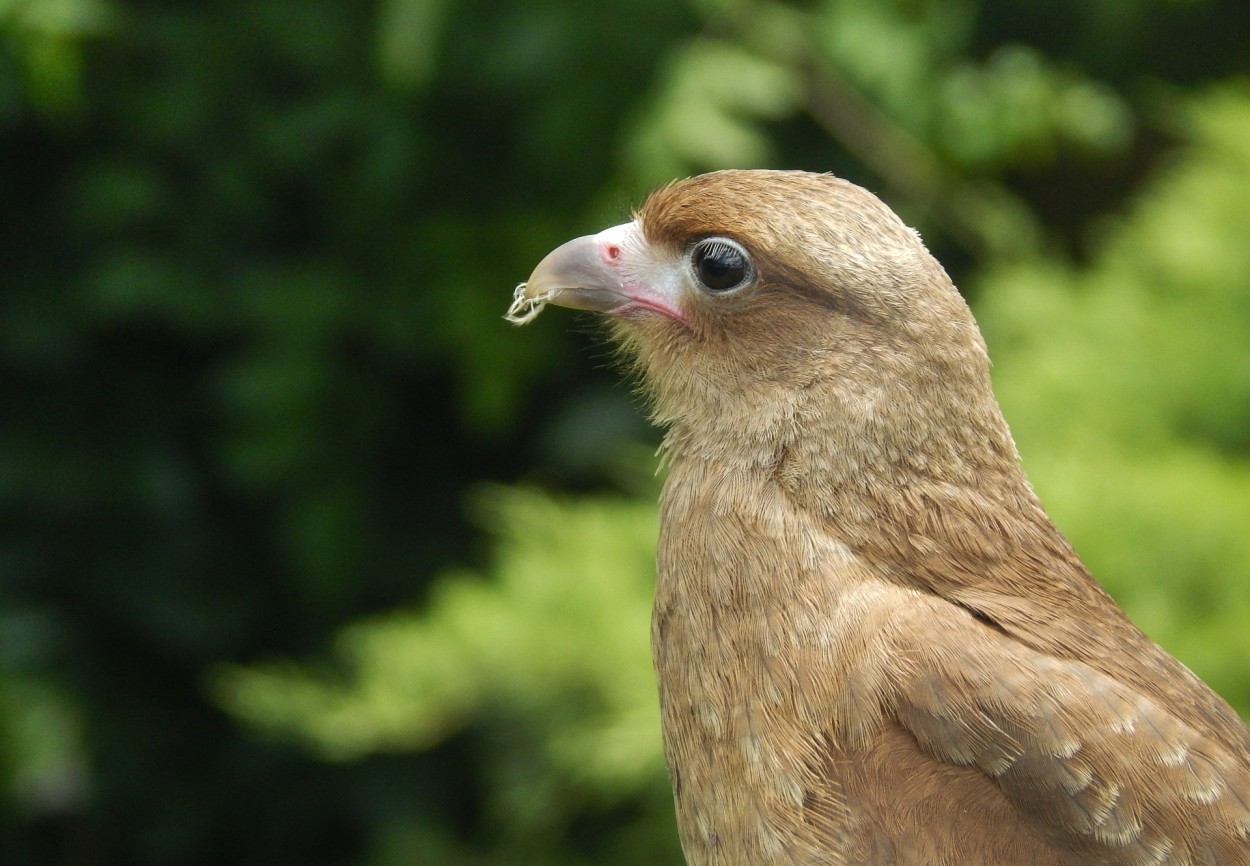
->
[504,281,551,326]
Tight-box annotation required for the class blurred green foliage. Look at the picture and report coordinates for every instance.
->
[979,85,1250,709]
[215,488,676,864]
[1,0,1248,863]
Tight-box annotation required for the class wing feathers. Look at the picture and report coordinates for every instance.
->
[889,602,1250,864]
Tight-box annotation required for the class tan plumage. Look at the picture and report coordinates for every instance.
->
[512,170,1250,865]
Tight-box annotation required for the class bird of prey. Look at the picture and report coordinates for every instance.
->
[507,170,1250,865]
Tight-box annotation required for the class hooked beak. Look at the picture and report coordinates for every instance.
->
[506,222,687,326]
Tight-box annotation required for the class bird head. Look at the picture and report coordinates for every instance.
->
[513,170,1016,489]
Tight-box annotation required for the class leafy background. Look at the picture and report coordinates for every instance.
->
[2,0,1249,863]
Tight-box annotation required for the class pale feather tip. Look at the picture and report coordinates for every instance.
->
[504,282,550,325]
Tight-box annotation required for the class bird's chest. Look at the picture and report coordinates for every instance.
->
[651,599,827,866]
[651,471,873,865]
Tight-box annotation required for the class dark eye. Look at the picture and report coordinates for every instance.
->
[690,237,753,294]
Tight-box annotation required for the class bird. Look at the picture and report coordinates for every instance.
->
[506,169,1250,865]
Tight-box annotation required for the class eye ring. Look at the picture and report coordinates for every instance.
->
[689,237,754,294]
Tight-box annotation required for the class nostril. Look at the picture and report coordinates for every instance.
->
[594,222,634,267]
